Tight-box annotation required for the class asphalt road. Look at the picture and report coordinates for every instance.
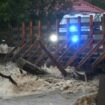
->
[0,91,83,105]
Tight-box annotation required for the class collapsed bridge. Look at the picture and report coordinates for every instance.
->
[1,0,105,78]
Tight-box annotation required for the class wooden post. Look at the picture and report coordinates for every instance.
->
[103,14,105,50]
[66,18,70,45]
[78,40,104,68]
[56,19,60,47]
[30,20,33,44]
[78,16,81,45]
[47,20,51,30]
[38,20,42,39]
[22,21,26,46]
[39,40,67,77]
[16,25,19,44]
[90,15,94,48]
[65,39,93,67]
[56,19,60,35]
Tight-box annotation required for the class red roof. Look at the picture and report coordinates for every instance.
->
[71,0,105,13]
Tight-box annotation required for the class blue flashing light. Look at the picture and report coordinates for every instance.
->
[69,25,78,32]
[71,35,79,43]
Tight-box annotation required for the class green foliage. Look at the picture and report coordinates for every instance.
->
[0,0,105,29]
[0,0,30,28]
[0,0,73,29]
[90,0,105,9]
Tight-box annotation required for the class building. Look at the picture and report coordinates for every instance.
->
[59,0,105,43]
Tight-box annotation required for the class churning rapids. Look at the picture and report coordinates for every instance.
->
[0,62,98,105]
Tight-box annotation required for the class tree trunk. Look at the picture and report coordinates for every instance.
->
[17,58,47,75]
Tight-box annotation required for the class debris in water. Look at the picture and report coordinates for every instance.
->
[0,62,99,105]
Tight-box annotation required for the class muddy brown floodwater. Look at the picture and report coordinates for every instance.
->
[0,62,98,105]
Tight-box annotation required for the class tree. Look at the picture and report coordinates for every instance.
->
[89,0,105,10]
[29,0,73,24]
[0,0,73,29]
[0,0,30,29]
